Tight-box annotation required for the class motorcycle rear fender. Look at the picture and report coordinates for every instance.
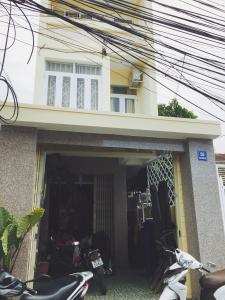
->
[159,286,178,300]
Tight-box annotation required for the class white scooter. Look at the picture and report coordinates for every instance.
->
[0,270,93,300]
[159,248,225,300]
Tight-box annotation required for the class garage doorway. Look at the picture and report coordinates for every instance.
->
[124,153,178,286]
[32,151,185,297]
[36,154,114,277]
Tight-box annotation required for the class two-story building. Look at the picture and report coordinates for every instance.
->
[1,0,225,297]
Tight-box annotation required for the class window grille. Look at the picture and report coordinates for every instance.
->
[62,77,71,107]
[91,79,98,110]
[47,75,56,106]
[75,64,101,75]
[77,78,85,109]
[46,61,73,73]
[147,153,175,207]
[218,166,225,186]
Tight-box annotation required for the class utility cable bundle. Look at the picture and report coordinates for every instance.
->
[1,0,225,122]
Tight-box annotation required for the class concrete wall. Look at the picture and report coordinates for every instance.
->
[0,126,37,279]
[34,0,158,116]
[180,139,225,297]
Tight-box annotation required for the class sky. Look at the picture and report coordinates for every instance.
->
[1,1,225,153]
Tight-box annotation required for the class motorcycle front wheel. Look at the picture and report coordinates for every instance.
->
[95,267,107,295]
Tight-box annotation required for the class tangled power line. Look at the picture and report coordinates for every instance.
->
[1,0,225,123]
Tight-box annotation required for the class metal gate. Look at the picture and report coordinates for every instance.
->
[93,175,113,246]
[217,165,225,234]
[147,153,175,207]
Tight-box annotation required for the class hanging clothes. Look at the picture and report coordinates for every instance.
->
[150,181,177,291]
[150,185,162,240]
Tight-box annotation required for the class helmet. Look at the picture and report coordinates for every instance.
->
[0,270,23,296]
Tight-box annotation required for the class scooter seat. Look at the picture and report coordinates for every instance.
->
[20,274,83,300]
[200,269,225,290]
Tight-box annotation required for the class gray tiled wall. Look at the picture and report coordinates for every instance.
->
[0,126,37,280]
[181,139,225,297]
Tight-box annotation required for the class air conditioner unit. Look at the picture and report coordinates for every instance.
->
[130,69,143,88]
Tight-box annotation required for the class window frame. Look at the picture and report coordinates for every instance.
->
[111,94,137,113]
[45,62,102,111]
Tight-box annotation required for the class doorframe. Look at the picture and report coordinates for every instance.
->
[25,148,156,277]
[26,149,46,281]
[173,154,192,298]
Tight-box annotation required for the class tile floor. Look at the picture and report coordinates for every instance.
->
[86,270,160,300]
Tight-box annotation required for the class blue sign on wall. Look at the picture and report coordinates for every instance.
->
[198,150,208,161]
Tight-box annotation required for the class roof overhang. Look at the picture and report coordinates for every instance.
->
[1,103,221,140]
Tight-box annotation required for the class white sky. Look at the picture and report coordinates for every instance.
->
[1,1,225,153]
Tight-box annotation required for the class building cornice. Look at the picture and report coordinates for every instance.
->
[1,103,221,140]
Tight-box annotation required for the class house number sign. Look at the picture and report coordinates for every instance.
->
[198,150,208,161]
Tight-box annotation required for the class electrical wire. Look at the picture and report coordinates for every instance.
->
[2,0,225,122]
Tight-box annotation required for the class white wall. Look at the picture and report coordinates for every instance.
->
[34,7,158,115]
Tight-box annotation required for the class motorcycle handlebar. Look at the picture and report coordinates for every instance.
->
[24,286,37,295]
[201,267,210,273]
[164,249,175,255]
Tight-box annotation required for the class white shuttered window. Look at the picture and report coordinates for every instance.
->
[45,61,102,110]
[111,95,137,113]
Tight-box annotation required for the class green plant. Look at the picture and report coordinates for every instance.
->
[0,207,44,272]
[158,99,197,119]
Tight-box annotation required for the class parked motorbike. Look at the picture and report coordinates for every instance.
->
[49,236,107,295]
[159,248,225,300]
[0,269,93,300]
[73,240,107,295]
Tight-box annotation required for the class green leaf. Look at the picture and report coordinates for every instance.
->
[0,207,15,237]
[17,208,44,238]
[3,253,11,271]
[0,240,4,260]
[1,223,17,255]
[158,98,197,119]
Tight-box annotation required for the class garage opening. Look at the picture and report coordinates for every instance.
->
[37,154,114,278]
[126,166,151,271]
[125,153,177,287]
[47,182,94,276]
[35,152,178,297]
